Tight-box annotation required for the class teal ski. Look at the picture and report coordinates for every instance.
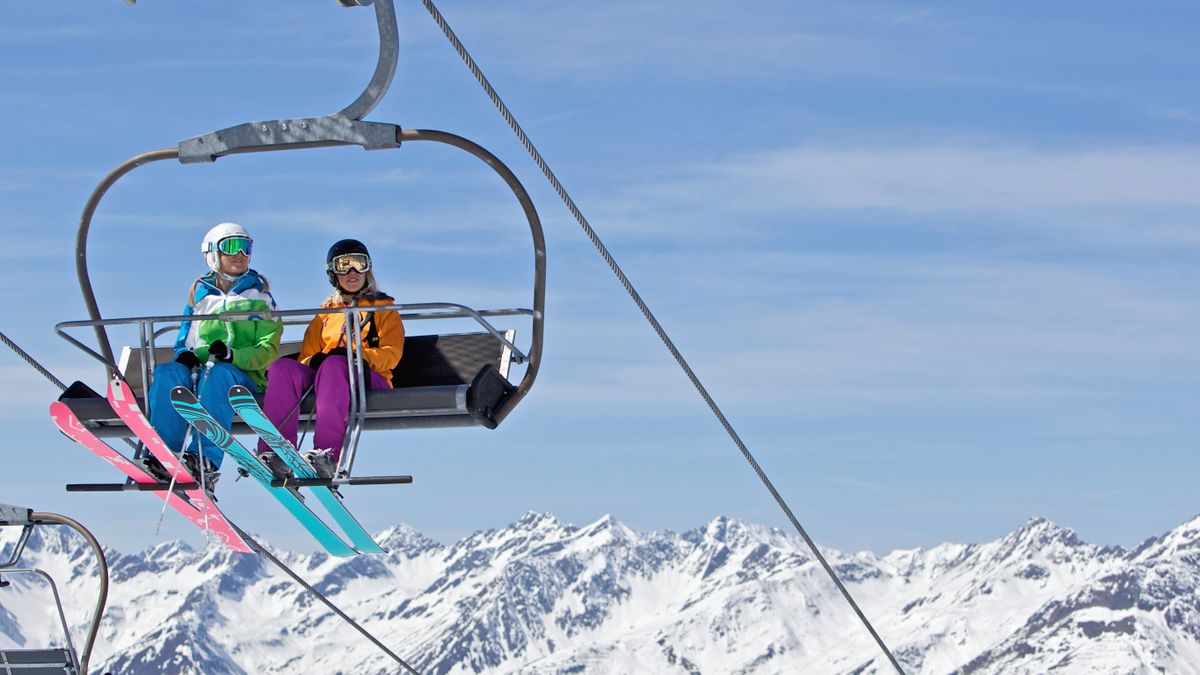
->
[228,385,385,554]
[167,386,358,557]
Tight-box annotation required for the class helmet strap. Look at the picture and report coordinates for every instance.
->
[215,269,245,286]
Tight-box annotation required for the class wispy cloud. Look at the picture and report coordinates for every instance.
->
[601,142,1200,246]
[446,2,899,85]
[0,232,68,259]
[1149,107,1200,125]
[438,1,1127,98]
[536,243,1199,417]
[0,23,97,44]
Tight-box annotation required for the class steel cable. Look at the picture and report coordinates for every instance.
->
[231,524,420,675]
[1,331,68,391]
[419,2,905,672]
[1,330,143,455]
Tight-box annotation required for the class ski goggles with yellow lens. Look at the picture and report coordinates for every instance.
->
[329,252,371,275]
[216,236,253,256]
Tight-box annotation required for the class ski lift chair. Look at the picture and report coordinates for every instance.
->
[0,505,107,675]
[54,0,544,483]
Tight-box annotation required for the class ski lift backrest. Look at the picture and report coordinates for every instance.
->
[391,332,513,386]
[118,342,302,398]
[118,330,512,396]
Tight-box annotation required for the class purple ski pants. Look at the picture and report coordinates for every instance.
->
[259,356,391,459]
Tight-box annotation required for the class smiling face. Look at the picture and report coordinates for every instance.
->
[219,249,250,277]
[336,268,366,294]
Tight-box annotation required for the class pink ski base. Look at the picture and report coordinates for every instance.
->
[96,379,253,554]
[50,400,251,553]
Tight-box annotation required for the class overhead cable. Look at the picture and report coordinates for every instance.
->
[419,2,905,672]
[232,525,420,675]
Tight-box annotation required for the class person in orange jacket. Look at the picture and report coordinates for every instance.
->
[259,239,404,478]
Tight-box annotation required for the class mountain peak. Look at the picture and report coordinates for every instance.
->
[375,523,443,559]
[1130,513,1200,561]
[578,514,636,543]
[691,515,786,550]
[515,511,563,529]
[1010,516,1083,548]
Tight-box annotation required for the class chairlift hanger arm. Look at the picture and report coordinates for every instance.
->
[397,129,546,423]
[179,118,400,164]
[180,0,398,163]
[76,148,178,373]
[337,0,398,121]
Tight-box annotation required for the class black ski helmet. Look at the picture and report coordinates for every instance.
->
[326,238,371,288]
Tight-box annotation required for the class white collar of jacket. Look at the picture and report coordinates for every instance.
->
[195,269,267,301]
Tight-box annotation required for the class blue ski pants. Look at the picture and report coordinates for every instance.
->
[147,361,259,468]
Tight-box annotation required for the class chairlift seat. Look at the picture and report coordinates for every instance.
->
[62,331,517,438]
[0,649,79,674]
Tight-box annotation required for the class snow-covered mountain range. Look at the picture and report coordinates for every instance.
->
[2,511,1198,674]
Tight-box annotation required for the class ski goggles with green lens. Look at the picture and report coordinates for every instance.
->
[216,236,253,256]
[329,252,371,275]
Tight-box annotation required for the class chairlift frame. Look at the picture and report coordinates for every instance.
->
[63,0,545,481]
[0,504,108,675]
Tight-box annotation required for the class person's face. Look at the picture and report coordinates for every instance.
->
[337,269,366,293]
[219,249,249,276]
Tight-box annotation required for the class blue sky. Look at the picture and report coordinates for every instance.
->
[1,1,1197,556]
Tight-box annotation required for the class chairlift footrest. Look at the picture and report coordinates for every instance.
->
[269,474,413,488]
[66,481,201,493]
[346,474,414,486]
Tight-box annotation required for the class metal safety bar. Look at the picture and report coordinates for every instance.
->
[0,568,78,668]
[56,303,532,374]
[344,309,367,475]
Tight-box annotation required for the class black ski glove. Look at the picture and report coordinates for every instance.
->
[208,340,233,363]
[307,352,328,372]
[175,350,200,369]
[307,348,373,386]
[310,347,346,372]
[327,347,372,386]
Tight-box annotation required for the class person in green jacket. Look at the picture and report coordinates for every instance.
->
[144,222,282,493]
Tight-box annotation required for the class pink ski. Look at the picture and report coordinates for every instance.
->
[99,377,252,553]
[50,400,251,553]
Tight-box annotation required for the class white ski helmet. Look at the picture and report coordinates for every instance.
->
[201,222,253,275]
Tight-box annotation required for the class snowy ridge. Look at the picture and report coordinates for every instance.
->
[2,513,1199,674]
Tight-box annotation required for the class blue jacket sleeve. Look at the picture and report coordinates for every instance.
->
[172,302,197,359]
